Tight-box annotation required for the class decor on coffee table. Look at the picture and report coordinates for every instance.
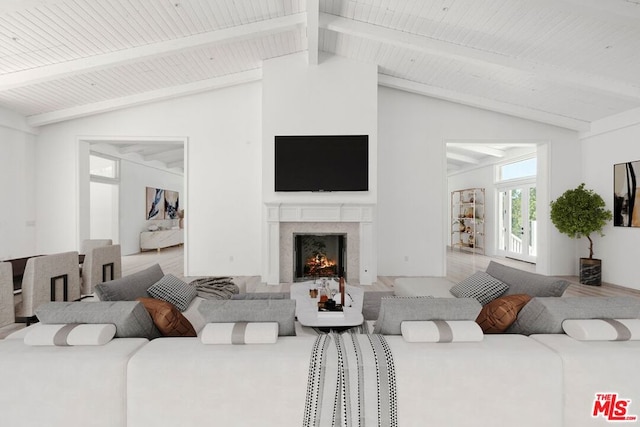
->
[290,280,364,328]
[550,183,612,286]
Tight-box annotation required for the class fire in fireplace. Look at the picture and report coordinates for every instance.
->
[294,233,346,281]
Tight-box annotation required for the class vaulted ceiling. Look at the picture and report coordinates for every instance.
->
[2,0,639,172]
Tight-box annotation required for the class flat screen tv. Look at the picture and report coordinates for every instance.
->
[275,135,369,192]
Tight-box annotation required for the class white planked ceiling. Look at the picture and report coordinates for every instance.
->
[1,0,640,172]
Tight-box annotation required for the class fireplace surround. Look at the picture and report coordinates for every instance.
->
[263,203,375,285]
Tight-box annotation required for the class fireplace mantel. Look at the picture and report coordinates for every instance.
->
[263,203,376,285]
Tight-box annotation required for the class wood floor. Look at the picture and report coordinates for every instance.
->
[127,245,640,298]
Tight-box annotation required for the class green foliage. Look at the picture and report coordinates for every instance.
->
[509,187,536,236]
[550,183,612,259]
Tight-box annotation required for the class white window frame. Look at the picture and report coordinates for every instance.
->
[494,155,537,184]
[90,152,120,184]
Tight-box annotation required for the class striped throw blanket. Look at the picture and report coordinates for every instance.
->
[304,333,398,427]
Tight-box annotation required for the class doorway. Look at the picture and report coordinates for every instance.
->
[498,184,536,263]
[89,153,120,243]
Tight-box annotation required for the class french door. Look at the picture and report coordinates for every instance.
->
[497,183,537,263]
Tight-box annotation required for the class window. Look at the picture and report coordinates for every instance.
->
[498,157,536,181]
[90,153,119,180]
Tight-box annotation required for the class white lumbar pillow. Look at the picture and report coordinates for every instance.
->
[24,323,116,346]
[200,322,278,344]
[562,319,640,341]
[401,320,484,343]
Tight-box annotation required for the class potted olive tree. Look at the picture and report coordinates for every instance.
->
[550,183,612,285]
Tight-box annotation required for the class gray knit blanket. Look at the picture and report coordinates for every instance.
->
[304,333,398,427]
[189,277,239,300]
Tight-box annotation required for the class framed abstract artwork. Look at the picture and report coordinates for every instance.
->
[146,187,180,220]
[613,160,640,227]
[146,187,165,220]
[164,190,180,219]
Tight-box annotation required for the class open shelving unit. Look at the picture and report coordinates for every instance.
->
[451,188,485,255]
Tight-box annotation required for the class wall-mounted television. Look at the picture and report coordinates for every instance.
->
[275,135,369,192]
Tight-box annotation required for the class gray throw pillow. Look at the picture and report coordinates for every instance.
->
[94,264,164,301]
[35,301,161,339]
[485,261,569,297]
[362,291,395,320]
[198,299,296,336]
[450,271,509,305]
[373,297,482,335]
[147,274,197,311]
[507,297,640,335]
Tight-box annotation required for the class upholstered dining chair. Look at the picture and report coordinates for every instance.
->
[80,239,113,255]
[14,251,81,324]
[81,244,122,295]
[0,262,14,328]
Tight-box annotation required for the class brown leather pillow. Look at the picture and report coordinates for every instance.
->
[137,297,196,337]
[476,294,532,334]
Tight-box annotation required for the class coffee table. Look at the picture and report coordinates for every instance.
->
[290,280,364,328]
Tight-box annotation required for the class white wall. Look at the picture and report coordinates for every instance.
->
[377,87,581,277]
[262,52,378,204]
[0,108,37,259]
[581,121,640,290]
[34,83,262,276]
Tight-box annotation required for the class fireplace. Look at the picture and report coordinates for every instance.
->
[265,203,375,285]
[294,234,346,281]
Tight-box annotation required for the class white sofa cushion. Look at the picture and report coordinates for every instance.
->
[531,334,640,427]
[0,337,148,427]
[387,335,563,427]
[127,336,317,427]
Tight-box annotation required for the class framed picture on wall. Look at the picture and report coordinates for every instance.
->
[146,187,165,220]
[613,160,640,227]
[165,190,180,219]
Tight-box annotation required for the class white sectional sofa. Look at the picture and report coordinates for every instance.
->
[2,328,640,427]
[1,262,639,427]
